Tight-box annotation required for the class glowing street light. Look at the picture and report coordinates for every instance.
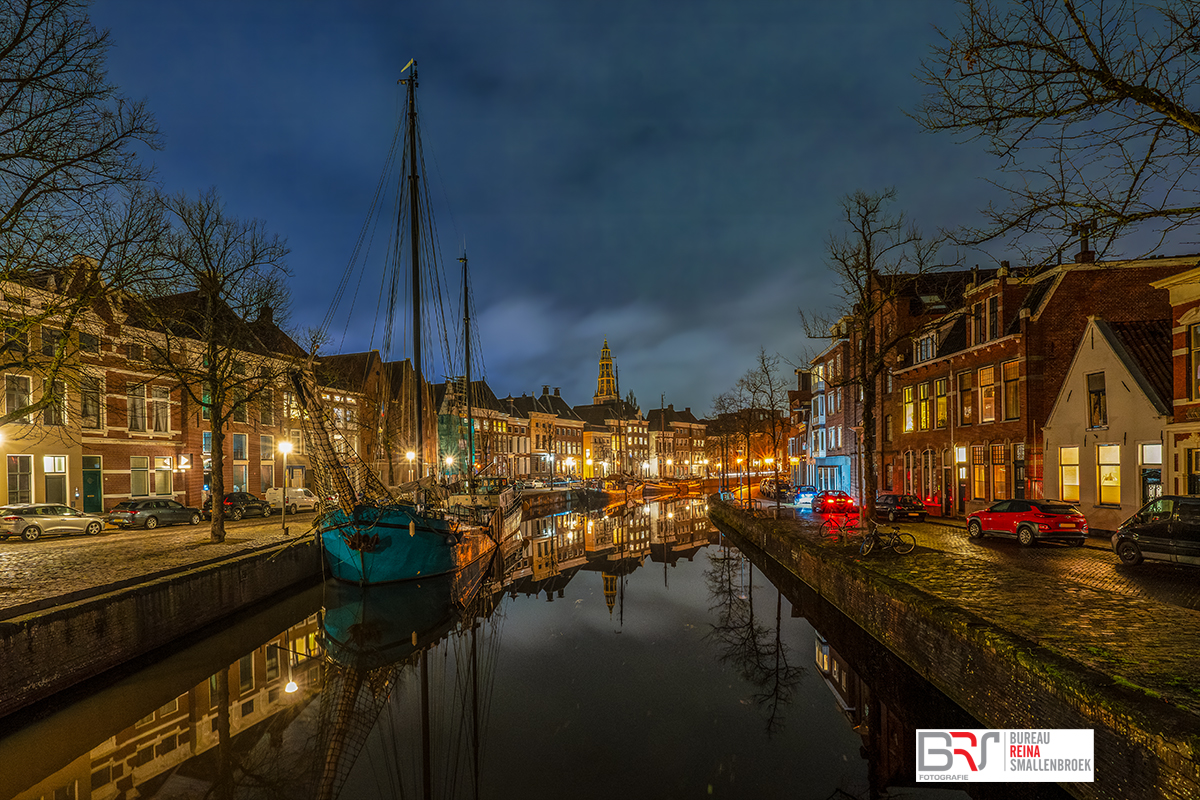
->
[278,440,293,533]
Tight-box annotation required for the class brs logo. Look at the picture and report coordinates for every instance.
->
[918,730,1002,772]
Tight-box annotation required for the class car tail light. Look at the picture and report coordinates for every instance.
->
[2,515,20,521]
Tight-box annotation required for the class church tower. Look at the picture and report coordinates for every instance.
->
[593,338,618,404]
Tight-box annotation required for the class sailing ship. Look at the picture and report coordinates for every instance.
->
[293,60,502,585]
[314,548,505,800]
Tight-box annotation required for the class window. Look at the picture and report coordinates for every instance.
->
[934,378,948,429]
[973,302,984,345]
[957,371,973,425]
[1060,446,1080,502]
[988,296,999,340]
[1087,372,1107,428]
[6,375,31,422]
[152,386,169,432]
[260,436,274,489]
[6,455,31,504]
[1098,444,1121,505]
[903,386,915,432]
[233,463,248,492]
[202,382,212,421]
[260,388,274,426]
[991,444,1008,500]
[3,325,27,354]
[81,375,101,428]
[202,431,212,455]
[154,457,172,496]
[127,385,146,431]
[914,333,935,363]
[233,433,248,462]
[239,653,254,693]
[978,366,996,423]
[885,414,893,443]
[972,446,987,500]
[41,326,62,356]
[1002,360,1020,420]
[918,382,931,430]
[43,380,65,426]
[289,428,303,455]
[80,331,99,354]
[233,389,247,424]
[131,456,149,496]
[127,342,143,361]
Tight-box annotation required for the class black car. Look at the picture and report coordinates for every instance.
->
[875,494,927,522]
[1112,495,1200,566]
[202,491,272,521]
[106,498,202,529]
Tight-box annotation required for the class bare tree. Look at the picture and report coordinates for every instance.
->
[915,0,1200,261]
[127,189,294,542]
[739,348,791,513]
[803,188,943,523]
[0,0,161,425]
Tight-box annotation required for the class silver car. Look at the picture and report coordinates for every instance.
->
[0,504,108,541]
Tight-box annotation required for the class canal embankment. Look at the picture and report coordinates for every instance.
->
[0,524,322,722]
[709,500,1200,800]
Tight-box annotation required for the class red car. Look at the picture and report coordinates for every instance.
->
[812,490,857,514]
[966,499,1087,546]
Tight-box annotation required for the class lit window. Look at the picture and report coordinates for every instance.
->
[1098,444,1120,505]
[1060,446,1080,502]
[903,386,914,432]
[979,366,996,423]
[1087,372,1107,428]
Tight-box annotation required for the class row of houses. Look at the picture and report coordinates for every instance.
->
[793,246,1200,532]
[0,264,706,514]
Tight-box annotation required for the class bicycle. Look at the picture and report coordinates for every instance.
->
[859,521,916,556]
[819,512,857,541]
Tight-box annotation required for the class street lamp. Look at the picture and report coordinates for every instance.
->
[278,440,293,534]
[445,455,455,483]
[406,450,416,483]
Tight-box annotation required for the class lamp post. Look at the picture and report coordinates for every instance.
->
[278,440,293,534]
[406,450,416,483]
[445,455,455,484]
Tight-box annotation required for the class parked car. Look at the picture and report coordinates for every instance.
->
[875,494,927,522]
[265,486,319,515]
[0,504,109,541]
[1112,495,1200,566]
[967,499,1087,546]
[812,490,857,514]
[759,479,794,502]
[202,491,272,521]
[106,498,202,530]
[793,485,818,507]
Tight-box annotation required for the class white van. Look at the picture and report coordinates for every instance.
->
[265,487,319,514]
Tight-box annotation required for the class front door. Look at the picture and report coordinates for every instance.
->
[82,456,103,513]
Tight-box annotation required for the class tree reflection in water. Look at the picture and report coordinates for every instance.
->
[704,540,804,733]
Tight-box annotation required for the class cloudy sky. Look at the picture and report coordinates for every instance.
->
[90,0,1006,416]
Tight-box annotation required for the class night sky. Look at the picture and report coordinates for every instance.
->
[89,0,1005,415]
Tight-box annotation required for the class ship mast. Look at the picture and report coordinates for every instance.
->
[460,253,474,498]
[402,62,424,479]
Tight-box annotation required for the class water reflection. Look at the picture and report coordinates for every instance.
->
[1,497,1065,800]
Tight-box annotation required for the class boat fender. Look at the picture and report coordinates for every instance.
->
[409,520,416,537]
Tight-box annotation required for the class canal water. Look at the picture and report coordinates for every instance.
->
[0,497,1070,800]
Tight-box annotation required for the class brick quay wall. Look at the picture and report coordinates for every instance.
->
[709,502,1199,800]
[0,536,322,721]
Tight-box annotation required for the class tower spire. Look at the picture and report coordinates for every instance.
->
[593,338,618,403]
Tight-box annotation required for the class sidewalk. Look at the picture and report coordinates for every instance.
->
[0,518,316,622]
[750,509,1200,716]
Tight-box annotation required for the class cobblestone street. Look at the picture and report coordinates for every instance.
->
[0,514,318,621]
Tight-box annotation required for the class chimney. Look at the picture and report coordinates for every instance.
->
[554,387,560,396]
[257,305,273,325]
[542,385,549,396]
[1073,221,1096,263]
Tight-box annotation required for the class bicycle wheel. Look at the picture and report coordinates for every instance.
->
[891,532,917,554]
[820,518,840,539]
[859,534,876,556]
